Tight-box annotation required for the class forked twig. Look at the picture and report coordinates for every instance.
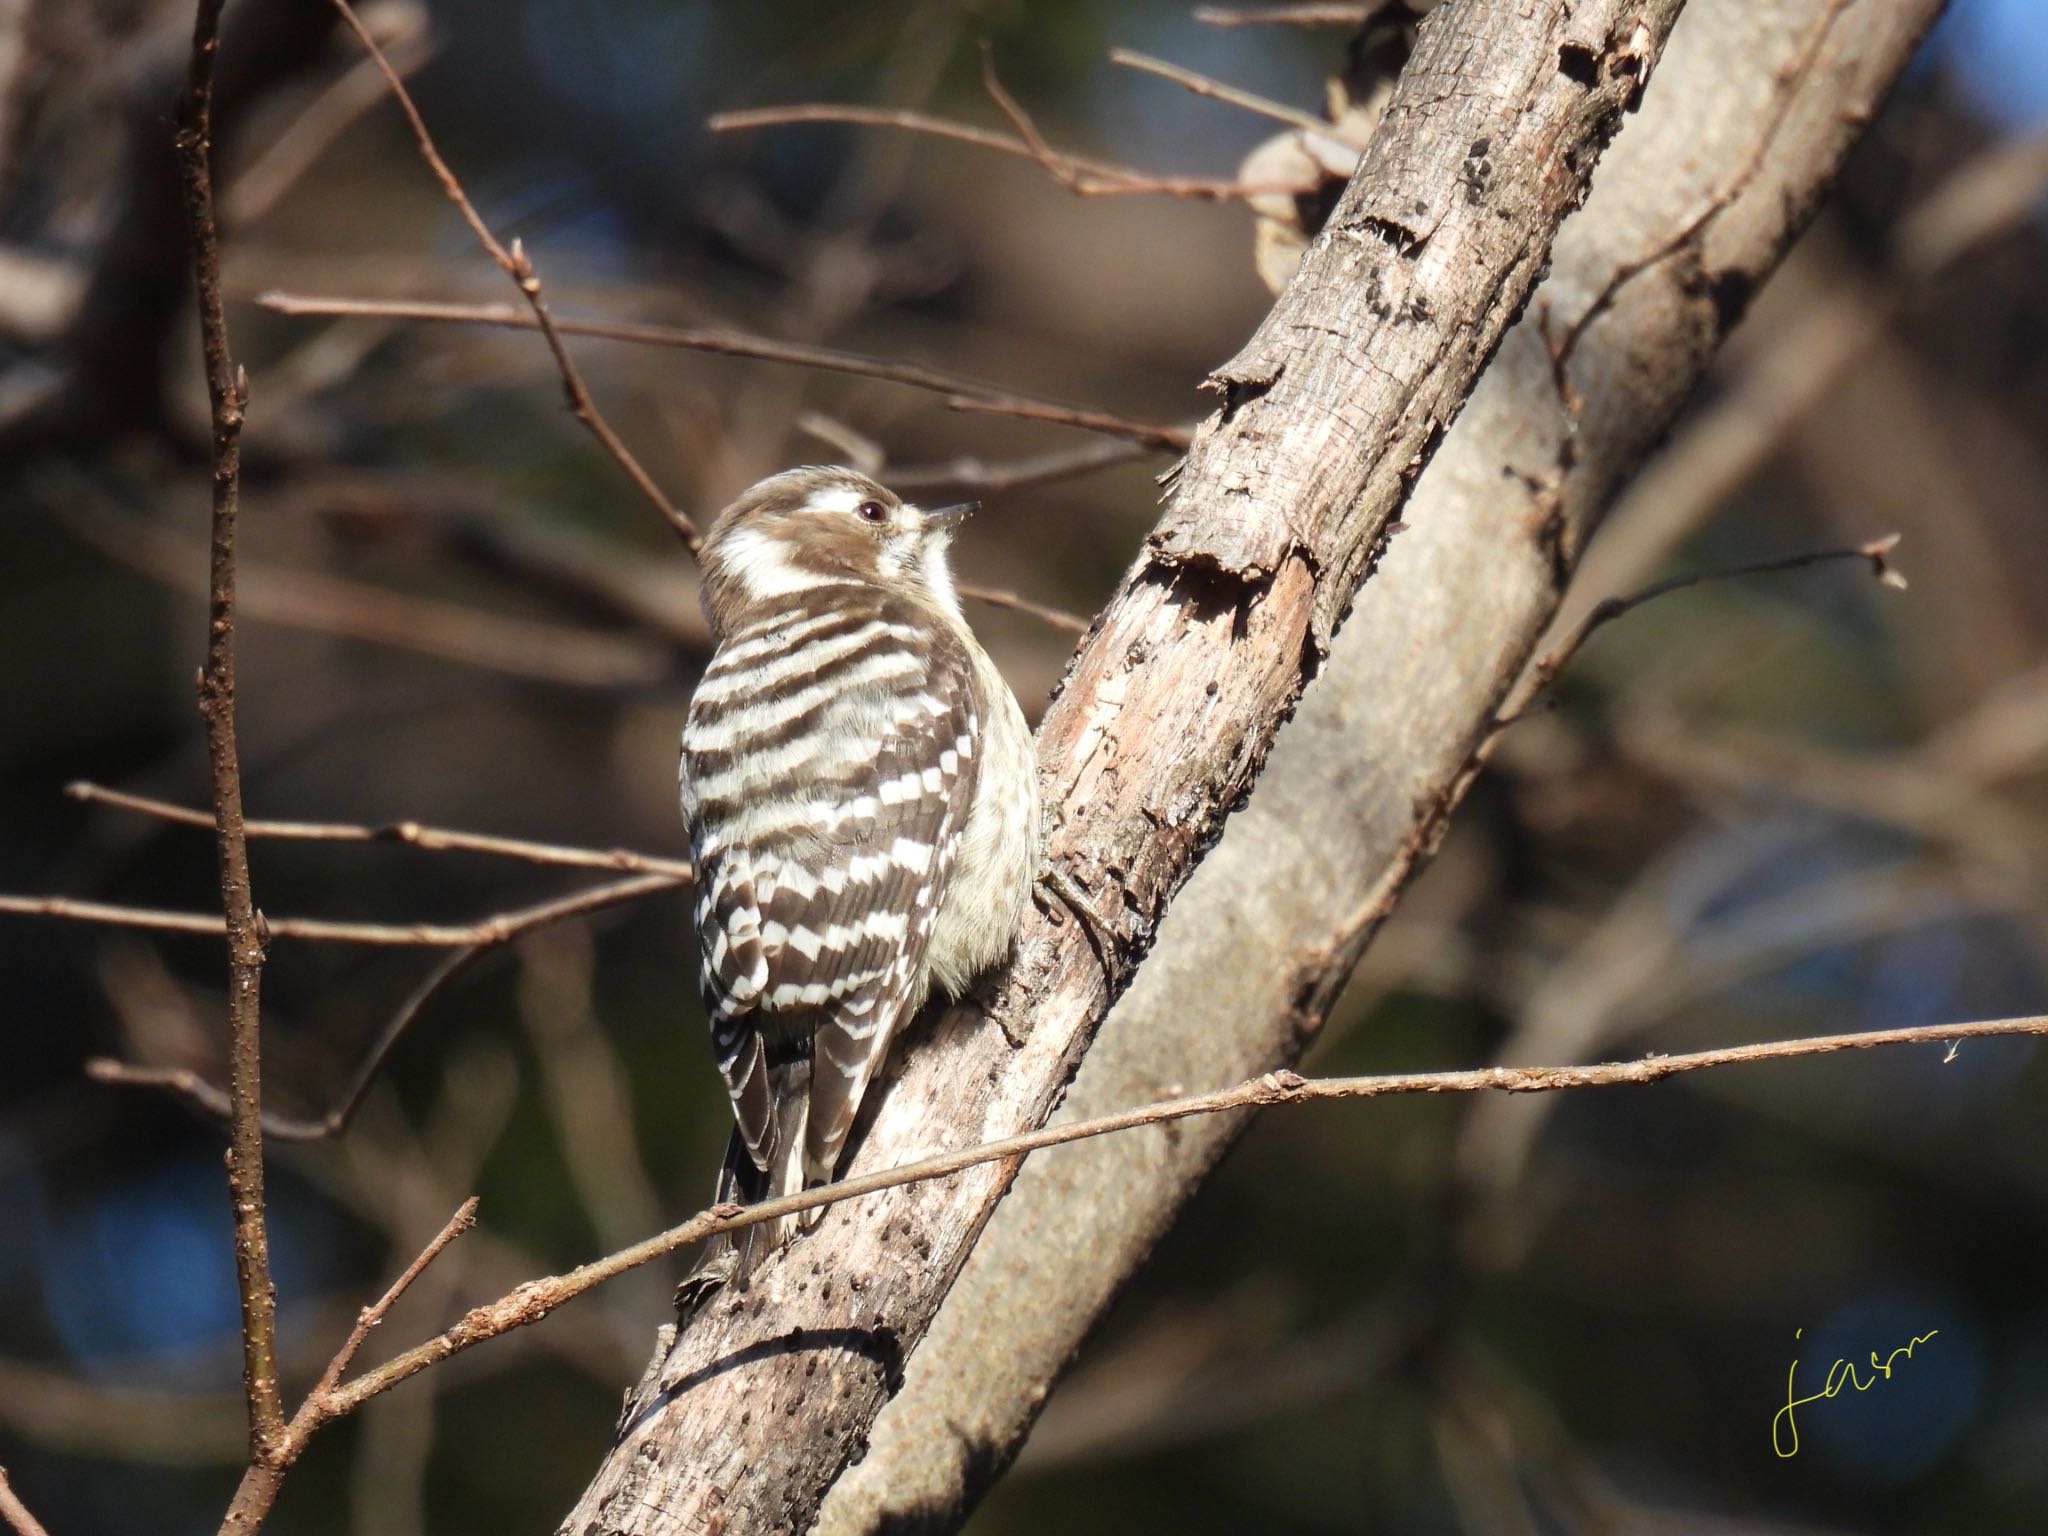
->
[310,1197,480,1399]
[79,874,679,1142]
[711,48,1314,206]
[1494,535,1907,729]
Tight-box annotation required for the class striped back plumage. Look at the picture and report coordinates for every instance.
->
[681,579,984,1281]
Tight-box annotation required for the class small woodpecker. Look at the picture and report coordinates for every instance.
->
[678,466,1039,1288]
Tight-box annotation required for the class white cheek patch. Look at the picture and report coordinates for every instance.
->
[717,525,829,601]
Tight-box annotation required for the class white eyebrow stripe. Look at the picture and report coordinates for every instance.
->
[805,486,869,515]
[716,525,837,602]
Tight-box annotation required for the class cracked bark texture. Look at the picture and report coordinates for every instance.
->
[814,1,1949,1531]
[559,2,1690,1531]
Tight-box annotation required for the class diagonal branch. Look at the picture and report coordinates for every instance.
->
[0,1468,51,1536]
[224,1010,2048,1449]
[709,88,1303,204]
[1107,47,1354,139]
[77,873,679,1147]
[1494,534,1907,727]
[319,0,699,550]
[1546,0,1856,374]
[309,1197,479,1400]
[255,291,1195,451]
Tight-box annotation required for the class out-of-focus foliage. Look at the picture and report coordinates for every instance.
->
[1,2,2045,1533]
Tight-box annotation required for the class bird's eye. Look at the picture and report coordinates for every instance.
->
[856,499,888,524]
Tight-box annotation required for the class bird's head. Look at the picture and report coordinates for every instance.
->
[699,466,974,636]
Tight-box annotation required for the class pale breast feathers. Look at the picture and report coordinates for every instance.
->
[681,595,984,1182]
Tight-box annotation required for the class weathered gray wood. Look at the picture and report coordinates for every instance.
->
[814,1,1949,1529]
[559,2,1688,1530]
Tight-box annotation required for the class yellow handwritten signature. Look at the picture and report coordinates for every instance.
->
[1772,1325,1939,1457]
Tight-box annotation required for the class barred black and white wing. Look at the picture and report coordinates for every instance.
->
[680,595,981,1275]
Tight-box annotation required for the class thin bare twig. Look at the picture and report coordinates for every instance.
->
[1558,127,2048,641]
[1549,0,1855,372]
[943,394,1191,451]
[0,1468,51,1536]
[321,0,699,550]
[82,873,678,1144]
[312,1012,2048,1424]
[711,57,1310,206]
[221,1193,481,1529]
[1193,3,1376,25]
[3,872,678,948]
[89,949,463,1141]
[885,438,1151,493]
[1494,535,1906,728]
[1108,47,1352,140]
[955,583,1091,634]
[258,292,1191,451]
[309,1198,479,1401]
[794,410,886,473]
[173,0,285,1463]
[67,782,695,878]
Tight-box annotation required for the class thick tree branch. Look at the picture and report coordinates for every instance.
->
[821,2,1948,1528]
[562,4,1686,1530]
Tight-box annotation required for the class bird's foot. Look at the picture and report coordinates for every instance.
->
[1034,861,1119,989]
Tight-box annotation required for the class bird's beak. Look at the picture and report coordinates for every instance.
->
[924,501,978,531]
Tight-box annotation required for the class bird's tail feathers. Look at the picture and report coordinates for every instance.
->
[677,1066,812,1306]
